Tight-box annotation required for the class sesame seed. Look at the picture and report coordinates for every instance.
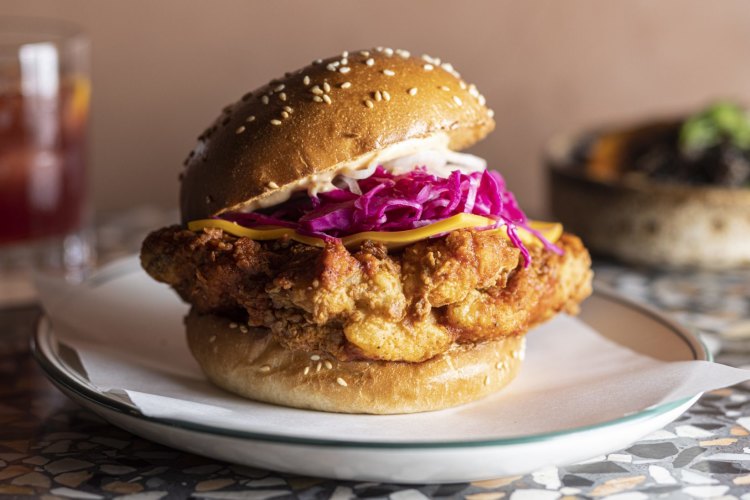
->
[496,361,505,370]
[279,92,287,101]
[342,50,349,58]
[303,366,310,375]
[311,86,323,95]
[209,335,216,343]
[484,375,491,386]
[365,58,375,66]
[322,94,332,105]
[229,322,238,328]
[316,362,322,372]
[423,64,434,71]
[396,49,410,58]
[382,90,391,101]
[268,181,280,189]
[323,82,331,93]
[337,377,348,387]
[376,46,384,52]
[374,90,382,102]
[488,109,495,118]
[478,94,486,106]
[303,75,311,86]
[459,81,467,90]
[408,87,418,96]
[360,50,370,57]
[313,95,323,102]
[326,63,337,72]
[283,106,293,113]
[246,115,256,122]
[441,86,450,91]
[324,360,333,369]
[274,84,285,92]
[261,95,269,104]
[468,84,478,97]
[421,54,433,62]
[511,350,519,359]
[260,365,271,373]
[240,326,248,333]
[341,58,349,65]
[281,111,289,119]
[339,66,351,74]
[384,48,394,56]
[235,126,245,134]
[364,99,374,109]
[383,69,395,76]
[314,58,323,64]
[453,95,463,106]
[442,62,455,72]
[311,354,321,361]
[270,119,282,125]
[340,82,352,89]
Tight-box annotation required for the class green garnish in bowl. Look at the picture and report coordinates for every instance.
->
[680,101,750,154]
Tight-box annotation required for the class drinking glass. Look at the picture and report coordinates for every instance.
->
[0,18,93,305]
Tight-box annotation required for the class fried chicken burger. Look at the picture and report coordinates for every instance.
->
[141,48,593,414]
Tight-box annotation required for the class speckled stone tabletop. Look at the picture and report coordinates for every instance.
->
[2,208,750,499]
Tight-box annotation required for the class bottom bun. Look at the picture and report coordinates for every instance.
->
[186,308,525,414]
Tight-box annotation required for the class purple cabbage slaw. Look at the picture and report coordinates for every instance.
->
[220,166,562,266]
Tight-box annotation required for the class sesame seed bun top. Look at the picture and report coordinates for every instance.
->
[180,47,496,223]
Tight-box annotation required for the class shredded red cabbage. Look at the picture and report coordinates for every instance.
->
[220,166,562,266]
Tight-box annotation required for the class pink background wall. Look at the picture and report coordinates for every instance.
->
[3,0,750,217]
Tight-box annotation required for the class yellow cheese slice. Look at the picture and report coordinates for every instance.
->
[188,213,562,250]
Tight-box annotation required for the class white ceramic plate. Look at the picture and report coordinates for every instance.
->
[33,259,708,483]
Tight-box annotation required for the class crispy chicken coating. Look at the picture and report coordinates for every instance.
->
[141,226,592,362]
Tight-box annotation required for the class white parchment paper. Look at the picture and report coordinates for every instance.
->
[36,257,750,443]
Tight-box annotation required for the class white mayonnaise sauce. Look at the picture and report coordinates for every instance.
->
[242,134,487,212]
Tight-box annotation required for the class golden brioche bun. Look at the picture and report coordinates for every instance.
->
[180,48,495,223]
[186,308,524,414]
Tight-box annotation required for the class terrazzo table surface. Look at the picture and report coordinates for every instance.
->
[2,209,750,499]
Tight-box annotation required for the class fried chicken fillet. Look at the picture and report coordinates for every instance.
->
[141,227,592,363]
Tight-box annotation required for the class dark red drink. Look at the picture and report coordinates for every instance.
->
[0,78,89,246]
